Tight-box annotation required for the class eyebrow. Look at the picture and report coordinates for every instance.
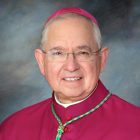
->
[48,45,93,51]
[48,46,65,51]
[77,45,92,51]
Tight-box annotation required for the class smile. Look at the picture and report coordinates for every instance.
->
[63,77,82,81]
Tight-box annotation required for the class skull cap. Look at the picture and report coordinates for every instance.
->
[45,7,98,26]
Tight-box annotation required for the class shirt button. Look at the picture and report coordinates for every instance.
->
[66,116,72,121]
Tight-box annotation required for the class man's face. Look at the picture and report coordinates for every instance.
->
[35,17,108,103]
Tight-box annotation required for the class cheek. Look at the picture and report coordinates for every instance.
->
[85,61,101,82]
[44,62,62,84]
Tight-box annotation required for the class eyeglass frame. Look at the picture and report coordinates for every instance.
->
[40,47,102,62]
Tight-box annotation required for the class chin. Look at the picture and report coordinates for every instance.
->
[60,89,88,100]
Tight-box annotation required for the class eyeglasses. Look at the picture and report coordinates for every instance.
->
[41,47,102,62]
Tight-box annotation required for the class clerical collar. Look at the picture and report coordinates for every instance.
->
[54,83,98,108]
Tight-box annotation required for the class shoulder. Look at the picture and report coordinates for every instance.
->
[104,94,140,135]
[110,94,140,111]
[0,97,52,129]
[108,94,140,122]
[0,98,53,139]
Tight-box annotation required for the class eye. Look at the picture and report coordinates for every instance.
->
[77,51,90,56]
[50,50,64,56]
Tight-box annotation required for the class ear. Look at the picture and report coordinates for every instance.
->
[34,49,45,75]
[100,47,109,72]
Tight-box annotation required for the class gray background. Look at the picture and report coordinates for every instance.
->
[0,0,140,123]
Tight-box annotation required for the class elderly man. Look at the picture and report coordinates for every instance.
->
[0,7,140,140]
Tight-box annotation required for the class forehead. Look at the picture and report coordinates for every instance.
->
[46,13,94,34]
[46,13,92,26]
[43,15,97,49]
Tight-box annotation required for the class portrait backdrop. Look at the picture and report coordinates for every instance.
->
[0,0,140,122]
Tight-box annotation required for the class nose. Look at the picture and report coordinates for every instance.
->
[64,53,80,72]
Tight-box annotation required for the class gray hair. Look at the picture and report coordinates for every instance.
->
[40,13,102,50]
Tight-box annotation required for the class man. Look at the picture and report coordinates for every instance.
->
[0,7,140,140]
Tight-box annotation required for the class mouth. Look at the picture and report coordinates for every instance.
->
[63,77,82,81]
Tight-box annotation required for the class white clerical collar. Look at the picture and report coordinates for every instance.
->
[54,83,98,108]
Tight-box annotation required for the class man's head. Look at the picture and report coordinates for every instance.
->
[35,7,109,103]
